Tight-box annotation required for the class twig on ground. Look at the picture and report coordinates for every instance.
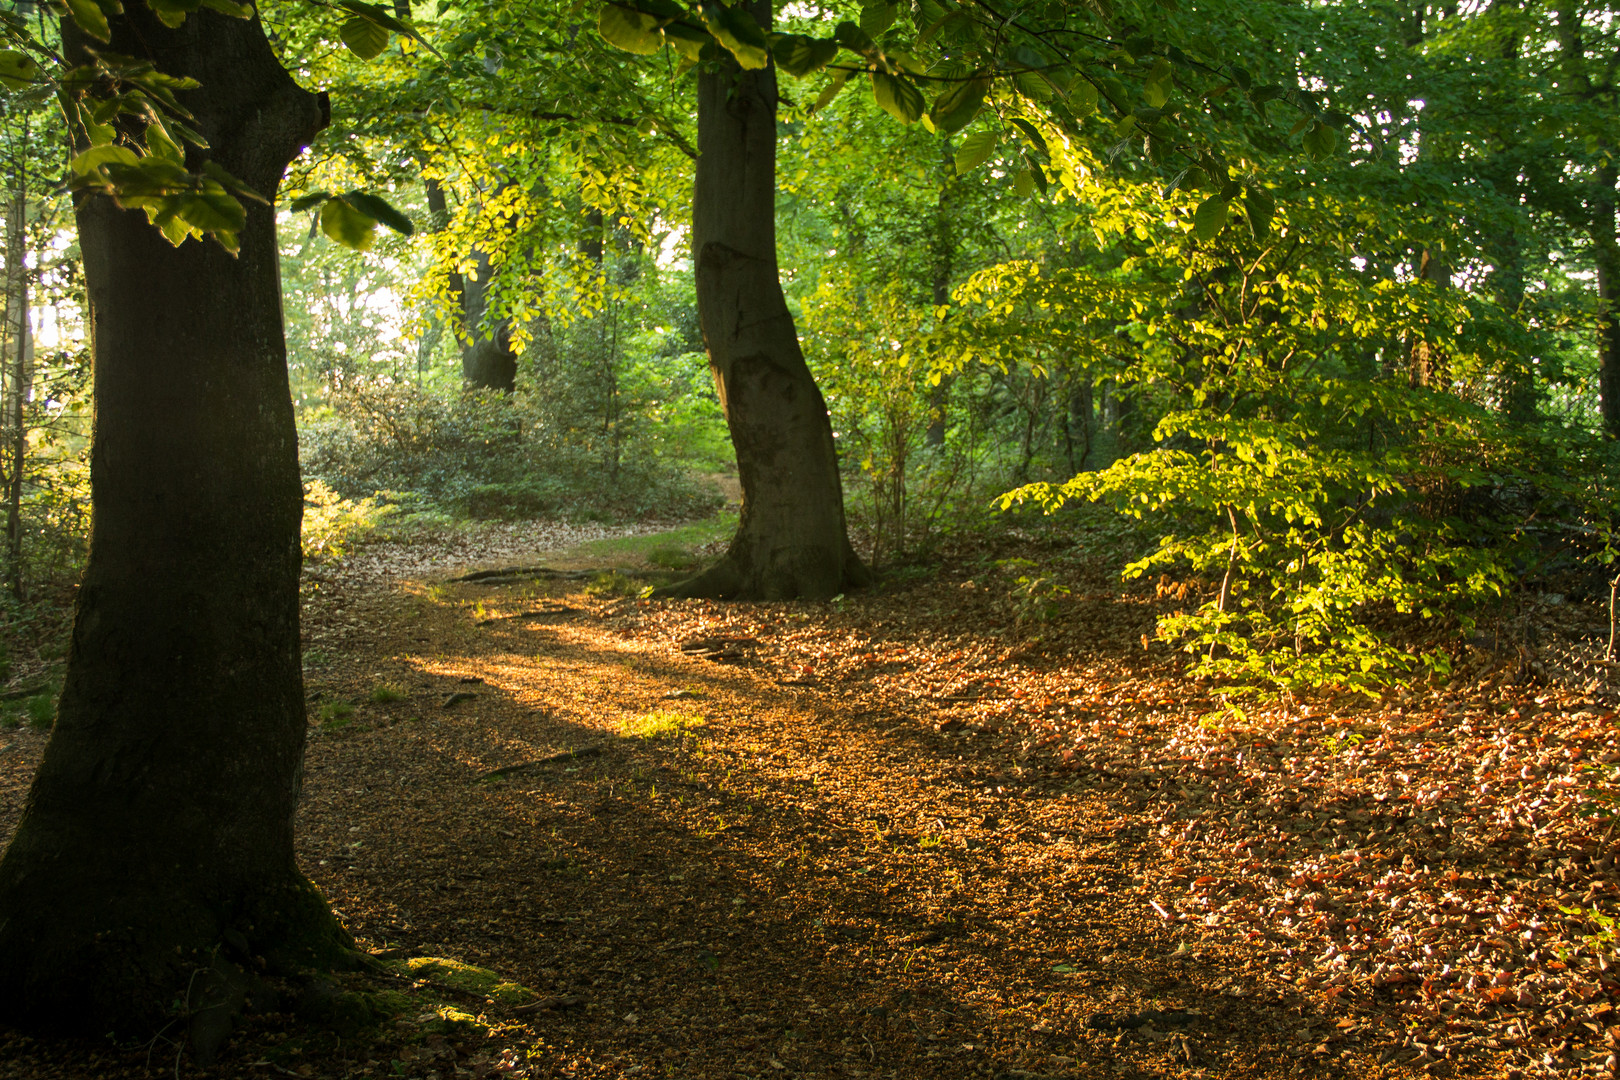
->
[476,746,603,780]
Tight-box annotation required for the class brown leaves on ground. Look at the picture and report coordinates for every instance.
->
[1,526,1617,1080]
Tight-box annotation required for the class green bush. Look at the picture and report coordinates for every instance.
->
[299,378,722,526]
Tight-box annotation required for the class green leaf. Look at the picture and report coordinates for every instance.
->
[1099,77,1128,114]
[1144,56,1172,108]
[289,191,332,213]
[833,20,873,53]
[1245,183,1275,240]
[599,2,663,54]
[859,0,896,37]
[702,1,769,69]
[1013,168,1036,198]
[1009,117,1048,161]
[664,22,711,59]
[954,127,996,174]
[320,197,377,251]
[69,143,139,176]
[0,50,40,91]
[1302,120,1338,160]
[344,190,415,236]
[772,34,837,78]
[626,0,685,16]
[1071,78,1098,114]
[929,76,987,134]
[145,117,185,162]
[65,0,111,42]
[198,0,255,17]
[341,15,390,59]
[915,9,961,48]
[175,189,245,234]
[870,69,924,124]
[810,69,851,113]
[337,0,440,55]
[148,0,202,28]
[1193,194,1228,241]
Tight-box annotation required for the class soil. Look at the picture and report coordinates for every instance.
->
[0,520,1615,1080]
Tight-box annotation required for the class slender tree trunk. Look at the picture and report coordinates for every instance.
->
[1595,165,1620,437]
[417,176,459,380]
[924,140,957,449]
[3,179,30,602]
[657,0,868,600]
[0,7,352,1041]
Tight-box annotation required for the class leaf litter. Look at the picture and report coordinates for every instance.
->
[0,524,1615,1079]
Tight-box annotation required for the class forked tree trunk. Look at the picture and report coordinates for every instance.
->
[0,8,352,1038]
[657,0,868,600]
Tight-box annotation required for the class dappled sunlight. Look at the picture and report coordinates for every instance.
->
[286,571,1415,1079]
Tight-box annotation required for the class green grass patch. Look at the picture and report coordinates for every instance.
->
[22,694,53,730]
[621,708,706,739]
[368,683,408,704]
[568,509,737,568]
[318,701,356,727]
[386,956,537,1007]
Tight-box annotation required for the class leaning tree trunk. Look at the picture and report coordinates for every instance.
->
[0,7,353,1041]
[657,0,868,600]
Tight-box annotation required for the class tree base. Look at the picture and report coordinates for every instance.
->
[0,864,356,1042]
[653,536,871,601]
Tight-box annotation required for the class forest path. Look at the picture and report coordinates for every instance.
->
[0,522,1601,1079]
[288,531,1448,1080]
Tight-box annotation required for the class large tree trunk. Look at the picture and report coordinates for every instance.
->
[657,0,868,600]
[0,7,352,1041]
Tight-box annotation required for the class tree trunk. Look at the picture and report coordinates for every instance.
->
[924,141,957,449]
[1595,164,1620,437]
[0,7,352,1041]
[3,177,31,602]
[656,0,868,600]
[417,176,459,380]
[459,244,518,392]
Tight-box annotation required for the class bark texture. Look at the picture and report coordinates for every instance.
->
[0,8,351,1036]
[657,0,867,600]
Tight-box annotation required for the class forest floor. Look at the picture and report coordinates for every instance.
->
[2,514,1618,1080]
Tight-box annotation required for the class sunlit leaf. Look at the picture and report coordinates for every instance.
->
[340,15,390,59]
[870,69,924,124]
[0,50,41,91]
[929,76,987,134]
[954,127,996,174]
[65,0,112,42]
[320,196,377,251]
[599,2,663,54]
[1193,194,1227,241]
[810,69,851,113]
[701,1,769,69]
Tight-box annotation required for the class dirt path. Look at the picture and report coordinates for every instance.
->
[1,525,1612,1079]
[280,547,1440,1080]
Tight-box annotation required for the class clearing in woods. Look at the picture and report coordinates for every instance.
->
[0,518,1613,1079]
